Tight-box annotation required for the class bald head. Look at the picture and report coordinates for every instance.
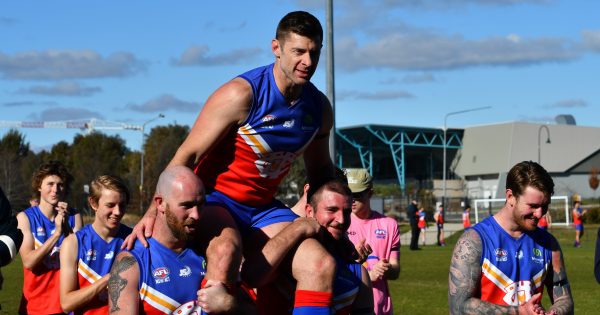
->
[156,166,204,200]
[154,166,205,243]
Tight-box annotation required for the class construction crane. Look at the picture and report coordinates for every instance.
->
[0,116,165,212]
[0,118,142,133]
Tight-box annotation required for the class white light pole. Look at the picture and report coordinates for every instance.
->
[537,125,551,164]
[139,113,164,212]
[443,106,491,209]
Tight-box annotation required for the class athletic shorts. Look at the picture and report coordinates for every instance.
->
[538,226,548,230]
[575,224,584,231]
[205,190,299,236]
[437,223,444,230]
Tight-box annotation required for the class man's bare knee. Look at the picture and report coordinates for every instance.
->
[292,239,336,292]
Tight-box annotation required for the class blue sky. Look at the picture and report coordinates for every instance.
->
[1,0,599,152]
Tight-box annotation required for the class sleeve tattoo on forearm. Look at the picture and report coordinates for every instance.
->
[108,256,137,312]
[548,240,574,315]
[448,230,519,315]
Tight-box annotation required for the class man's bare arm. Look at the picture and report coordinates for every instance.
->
[545,236,574,315]
[448,229,521,315]
[108,253,139,314]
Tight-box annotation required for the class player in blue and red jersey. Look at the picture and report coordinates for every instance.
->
[59,175,132,315]
[17,161,83,315]
[248,179,374,315]
[449,161,573,314]
[111,166,256,314]
[125,11,339,313]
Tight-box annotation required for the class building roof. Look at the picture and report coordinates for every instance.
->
[453,121,600,177]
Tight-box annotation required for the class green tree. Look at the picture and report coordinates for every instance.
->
[68,132,130,213]
[276,158,306,206]
[142,124,189,209]
[0,129,31,207]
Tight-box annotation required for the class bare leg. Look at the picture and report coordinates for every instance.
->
[198,205,242,285]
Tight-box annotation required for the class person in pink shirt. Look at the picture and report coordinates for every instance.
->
[345,168,400,315]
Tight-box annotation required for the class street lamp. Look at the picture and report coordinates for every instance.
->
[140,113,164,212]
[537,125,551,164]
[443,106,491,209]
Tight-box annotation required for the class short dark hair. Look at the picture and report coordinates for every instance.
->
[276,11,323,44]
[88,175,130,208]
[31,161,73,198]
[307,179,352,210]
[506,161,554,200]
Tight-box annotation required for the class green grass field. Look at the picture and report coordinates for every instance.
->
[390,224,600,314]
[1,225,598,314]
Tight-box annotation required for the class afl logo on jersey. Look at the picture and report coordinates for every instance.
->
[261,115,276,129]
[495,248,508,262]
[85,249,97,261]
[374,229,387,239]
[36,226,46,236]
[153,267,171,283]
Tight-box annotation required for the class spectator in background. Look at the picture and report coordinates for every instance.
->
[572,200,587,248]
[346,168,400,315]
[417,207,427,246]
[407,199,420,250]
[462,205,472,228]
[17,160,83,314]
[434,204,446,246]
[538,210,551,231]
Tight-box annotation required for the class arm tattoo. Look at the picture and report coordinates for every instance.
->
[547,237,574,315]
[448,230,519,315]
[108,255,137,313]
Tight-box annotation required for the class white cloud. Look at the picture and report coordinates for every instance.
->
[582,29,600,52]
[28,107,104,121]
[18,81,102,96]
[336,32,577,72]
[543,99,587,109]
[172,45,263,66]
[126,94,200,113]
[337,89,414,101]
[0,50,146,80]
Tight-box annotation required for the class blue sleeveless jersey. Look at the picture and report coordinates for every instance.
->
[129,238,207,314]
[75,224,132,315]
[332,258,363,315]
[25,205,76,268]
[20,206,77,314]
[196,63,323,206]
[472,217,553,306]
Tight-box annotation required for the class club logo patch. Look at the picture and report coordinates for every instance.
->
[374,229,387,239]
[85,249,97,261]
[495,248,508,262]
[153,267,171,284]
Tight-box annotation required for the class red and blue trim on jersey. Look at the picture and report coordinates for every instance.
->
[472,217,552,306]
[196,63,323,207]
[128,238,207,314]
[75,224,132,315]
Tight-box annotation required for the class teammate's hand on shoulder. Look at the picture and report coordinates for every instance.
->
[122,207,157,249]
[293,217,323,238]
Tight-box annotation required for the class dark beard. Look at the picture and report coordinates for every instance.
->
[165,204,196,242]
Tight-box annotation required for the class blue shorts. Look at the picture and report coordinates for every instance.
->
[205,190,299,236]
[575,224,584,232]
